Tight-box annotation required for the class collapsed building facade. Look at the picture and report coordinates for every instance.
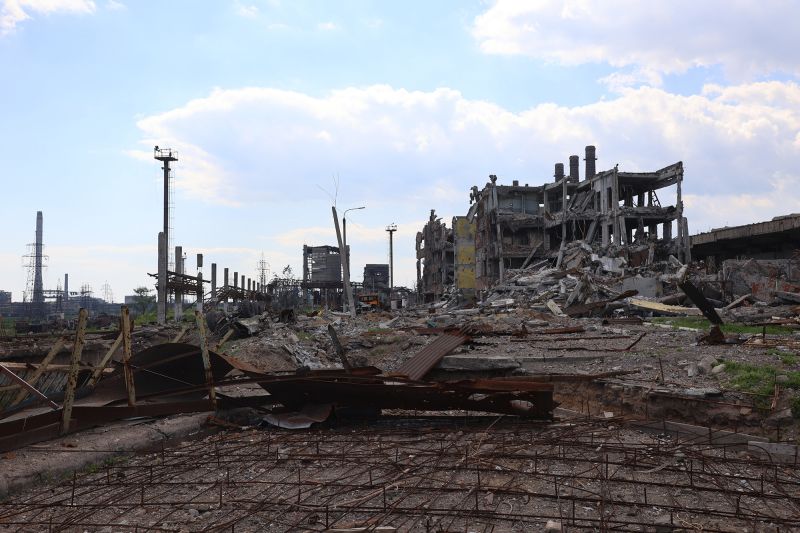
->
[417,145,689,295]
[415,210,454,302]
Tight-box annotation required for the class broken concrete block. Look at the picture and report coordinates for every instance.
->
[711,363,726,375]
[697,355,717,374]
[687,363,698,377]
[544,520,562,532]
[546,300,565,316]
[776,374,790,384]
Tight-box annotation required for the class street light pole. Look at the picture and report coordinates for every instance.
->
[343,206,365,276]
[386,223,397,290]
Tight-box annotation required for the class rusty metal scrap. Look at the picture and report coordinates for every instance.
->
[395,330,470,381]
[254,371,555,419]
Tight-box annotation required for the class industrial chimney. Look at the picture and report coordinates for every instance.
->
[554,163,565,182]
[585,146,597,180]
[569,155,580,182]
[33,211,44,318]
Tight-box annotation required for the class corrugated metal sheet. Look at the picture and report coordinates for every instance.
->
[395,332,468,381]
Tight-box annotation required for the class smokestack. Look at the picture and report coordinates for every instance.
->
[33,211,44,317]
[512,180,519,186]
[585,145,596,179]
[64,273,69,301]
[554,163,565,182]
[569,155,580,182]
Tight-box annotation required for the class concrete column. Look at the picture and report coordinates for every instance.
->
[211,263,217,299]
[196,272,203,312]
[682,217,691,263]
[157,232,166,325]
[174,246,183,322]
[233,272,238,302]
[663,222,672,241]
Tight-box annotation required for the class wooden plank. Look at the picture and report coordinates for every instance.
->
[121,306,135,407]
[629,298,702,316]
[61,308,87,435]
[196,309,216,408]
[87,331,123,388]
[10,337,66,406]
[172,326,188,342]
[327,324,351,371]
[215,328,234,351]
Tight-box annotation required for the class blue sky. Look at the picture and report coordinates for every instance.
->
[1,0,799,301]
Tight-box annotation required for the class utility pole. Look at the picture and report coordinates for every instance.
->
[386,224,397,290]
[332,206,356,318]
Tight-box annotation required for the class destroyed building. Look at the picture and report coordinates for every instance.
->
[690,214,800,304]
[301,244,346,307]
[362,263,389,291]
[465,146,688,289]
[415,210,454,302]
[415,146,688,294]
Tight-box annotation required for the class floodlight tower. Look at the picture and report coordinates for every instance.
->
[385,223,397,289]
[154,146,178,325]
[154,146,178,264]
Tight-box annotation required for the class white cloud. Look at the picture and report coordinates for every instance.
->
[131,81,800,287]
[105,0,123,10]
[472,0,800,81]
[1,0,95,35]
[235,2,258,19]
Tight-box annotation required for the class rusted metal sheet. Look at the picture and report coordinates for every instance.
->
[602,316,643,325]
[10,336,65,407]
[395,332,469,381]
[93,342,234,400]
[255,373,554,419]
[0,364,59,410]
[565,290,638,317]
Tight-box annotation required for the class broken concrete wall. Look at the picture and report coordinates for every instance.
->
[452,216,476,301]
[722,258,800,301]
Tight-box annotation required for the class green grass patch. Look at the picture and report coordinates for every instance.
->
[767,348,798,366]
[722,360,800,411]
[651,317,794,335]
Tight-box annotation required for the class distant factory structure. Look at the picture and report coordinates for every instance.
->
[0,211,118,321]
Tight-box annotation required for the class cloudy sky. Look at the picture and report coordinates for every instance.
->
[1,0,799,301]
